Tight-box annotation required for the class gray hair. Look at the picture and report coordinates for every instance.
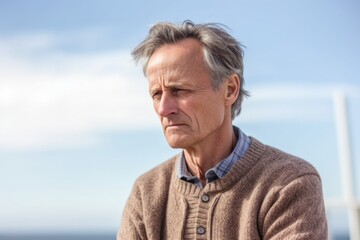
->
[132,20,249,119]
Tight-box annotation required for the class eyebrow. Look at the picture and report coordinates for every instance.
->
[150,81,194,93]
[149,87,159,96]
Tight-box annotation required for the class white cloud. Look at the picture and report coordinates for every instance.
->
[0,33,158,150]
[0,32,359,151]
[238,84,360,123]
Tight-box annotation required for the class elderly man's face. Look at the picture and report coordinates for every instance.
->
[146,38,228,149]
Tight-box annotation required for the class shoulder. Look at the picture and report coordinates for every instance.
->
[250,137,321,184]
[119,156,179,239]
[133,155,178,191]
[250,140,328,237]
[267,144,318,177]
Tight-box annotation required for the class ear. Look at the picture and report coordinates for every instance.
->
[224,74,240,107]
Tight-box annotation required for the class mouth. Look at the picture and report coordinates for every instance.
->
[165,124,186,130]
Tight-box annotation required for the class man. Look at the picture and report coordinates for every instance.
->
[118,21,327,239]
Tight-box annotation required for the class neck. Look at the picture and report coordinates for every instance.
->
[184,123,237,185]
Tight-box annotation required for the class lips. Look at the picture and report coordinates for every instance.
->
[166,124,185,128]
[162,118,187,130]
[164,123,186,130]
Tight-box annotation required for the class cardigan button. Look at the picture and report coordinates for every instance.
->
[201,194,210,202]
[197,226,206,235]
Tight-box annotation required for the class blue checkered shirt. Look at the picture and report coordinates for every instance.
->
[177,126,251,189]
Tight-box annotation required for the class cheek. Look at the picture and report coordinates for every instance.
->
[202,96,226,122]
[153,102,158,114]
[187,97,223,124]
[153,103,163,121]
[183,102,203,126]
[152,101,160,114]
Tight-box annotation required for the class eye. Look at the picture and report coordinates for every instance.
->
[151,91,162,100]
[171,88,186,96]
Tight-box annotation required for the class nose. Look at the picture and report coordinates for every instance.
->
[156,91,178,117]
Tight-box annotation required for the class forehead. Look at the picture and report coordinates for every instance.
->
[146,38,205,77]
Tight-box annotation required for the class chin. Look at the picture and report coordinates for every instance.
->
[165,137,191,149]
[166,141,185,149]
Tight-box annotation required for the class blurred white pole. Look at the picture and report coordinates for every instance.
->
[333,91,360,240]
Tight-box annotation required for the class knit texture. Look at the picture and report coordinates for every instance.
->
[118,138,328,240]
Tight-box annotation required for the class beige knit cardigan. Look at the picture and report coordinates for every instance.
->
[118,138,328,239]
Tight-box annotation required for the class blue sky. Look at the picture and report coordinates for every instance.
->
[0,0,359,235]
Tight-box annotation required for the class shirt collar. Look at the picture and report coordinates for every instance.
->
[177,126,251,188]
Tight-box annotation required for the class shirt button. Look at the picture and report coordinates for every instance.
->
[201,194,210,202]
[197,226,206,235]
